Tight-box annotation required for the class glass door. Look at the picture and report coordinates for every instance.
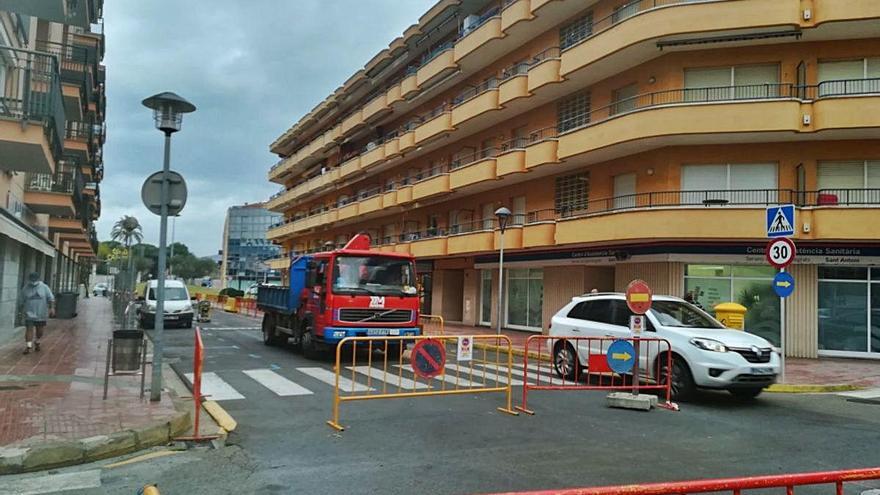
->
[479,270,492,326]
[505,268,543,331]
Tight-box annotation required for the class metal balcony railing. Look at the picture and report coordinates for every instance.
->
[0,47,66,162]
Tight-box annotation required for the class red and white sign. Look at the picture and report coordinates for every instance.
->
[456,336,473,362]
[765,237,796,268]
[625,279,653,315]
[630,315,645,335]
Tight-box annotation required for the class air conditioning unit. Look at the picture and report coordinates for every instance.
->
[462,14,480,34]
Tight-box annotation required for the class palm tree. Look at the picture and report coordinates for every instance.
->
[110,215,143,291]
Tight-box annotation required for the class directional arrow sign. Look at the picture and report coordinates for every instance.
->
[773,271,795,298]
[606,340,635,374]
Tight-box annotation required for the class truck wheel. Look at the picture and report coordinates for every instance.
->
[262,314,284,346]
[301,322,321,359]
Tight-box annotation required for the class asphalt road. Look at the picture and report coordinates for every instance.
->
[7,309,880,495]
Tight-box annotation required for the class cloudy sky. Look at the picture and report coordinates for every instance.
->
[98,0,435,256]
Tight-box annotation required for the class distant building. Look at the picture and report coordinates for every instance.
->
[220,203,282,290]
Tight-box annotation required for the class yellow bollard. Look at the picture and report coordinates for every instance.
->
[142,485,160,495]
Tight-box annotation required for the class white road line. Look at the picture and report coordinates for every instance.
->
[296,367,373,392]
[243,369,313,396]
[392,364,484,388]
[184,372,244,401]
[0,469,101,494]
[205,327,260,331]
[445,363,524,386]
[839,387,880,399]
[478,362,556,384]
[347,366,431,390]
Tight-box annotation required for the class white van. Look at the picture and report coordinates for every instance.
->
[138,279,194,329]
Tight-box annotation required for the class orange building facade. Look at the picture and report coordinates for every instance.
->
[265,0,880,359]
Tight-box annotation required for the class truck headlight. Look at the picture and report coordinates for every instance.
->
[690,338,727,353]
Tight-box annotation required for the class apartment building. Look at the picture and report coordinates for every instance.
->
[0,1,105,331]
[265,0,880,359]
[221,203,282,290]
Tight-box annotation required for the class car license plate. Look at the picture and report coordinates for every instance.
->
[165,315,178,320]
[366,329,389,336]
[751,367,774,375]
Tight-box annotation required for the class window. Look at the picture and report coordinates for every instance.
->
[818,58,880,96]
[482,203,494,230]
[480,270,492,326]
[506,268,543,330]
[555,172,589,213]
[684,64,780,101]
[613,173,636,209]
[559,12,593,50]
[557,92,590,132]
[681,163,778,204]
[817,161,880,204]
[611,83,638,115]
[512,196,526,226]
[612,1,640,24]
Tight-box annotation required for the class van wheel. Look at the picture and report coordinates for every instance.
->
[553,342,579,381]
[301,322,321,359]
[659,356,695,401]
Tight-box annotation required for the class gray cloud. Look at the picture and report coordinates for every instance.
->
[99,0,435,256]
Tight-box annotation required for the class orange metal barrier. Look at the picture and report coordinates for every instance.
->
[419,314,444,335]
[482,467,880,495]
[327,335,518,431]
[517,335,678,414]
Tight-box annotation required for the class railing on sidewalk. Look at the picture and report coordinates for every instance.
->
[516,336,678,415]
[482,467,880,495]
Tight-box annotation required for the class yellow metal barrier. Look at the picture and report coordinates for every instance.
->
[419,314,444,335]
[327,335,518,431]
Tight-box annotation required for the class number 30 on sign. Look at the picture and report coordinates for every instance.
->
[765,237,796,268]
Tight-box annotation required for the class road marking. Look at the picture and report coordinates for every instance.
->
[477,362,554,384]
[392,364,483,387]
[205,327,260,331]
[444,364,523,386]
[243,369,313,396]
[348,365,431,390]
[184,372,244,400]
[296,367,373,392]
[0,469,101,494]
[839,387,880,399]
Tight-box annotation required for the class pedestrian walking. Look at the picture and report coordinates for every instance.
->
[18,272,55,355]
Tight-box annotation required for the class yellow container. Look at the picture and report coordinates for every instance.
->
[714,302,747,330]
[223,297,239,313]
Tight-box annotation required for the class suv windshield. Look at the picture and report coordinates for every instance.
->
[332,256,417,296]
[649,300,723,329]
[147,287,189,301]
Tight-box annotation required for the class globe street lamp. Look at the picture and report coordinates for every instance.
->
[494,206,511,335]
[142,91,196,402]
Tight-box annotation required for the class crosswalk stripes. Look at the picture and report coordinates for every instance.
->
[477,362,556,385]
[243,369,313,396]
[838,387,880,399]
[296,367,374,392]
[185,372,245,401]
[444,363,524,386]
[347,365,431,390]
[392,364,485,388]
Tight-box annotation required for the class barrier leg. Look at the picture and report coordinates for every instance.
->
[496,338,519,416]
[102,338,112,400]
[515,337,535,415]
[326,343,344,431]
[140,338,147,399]
[657,348,680,411]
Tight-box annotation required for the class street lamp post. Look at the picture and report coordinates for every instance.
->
[142,92,196,402]
[494,207,511,335]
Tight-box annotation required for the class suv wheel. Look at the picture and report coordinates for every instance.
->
[659,356,695,401]
[553,342,579,381]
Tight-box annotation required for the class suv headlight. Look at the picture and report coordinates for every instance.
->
[690,337,728,353]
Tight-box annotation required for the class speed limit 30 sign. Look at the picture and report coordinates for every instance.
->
[765,237,796,268]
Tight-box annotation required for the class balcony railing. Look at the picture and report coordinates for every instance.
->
[452,77,499,105]
[0,47,66,161]
[450,147,498,170]
[459,6,501,38]
[26,169,76,194]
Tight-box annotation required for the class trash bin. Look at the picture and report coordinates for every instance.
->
[55,292,78,319]
[112,329,145,373]
[714,302,747,330]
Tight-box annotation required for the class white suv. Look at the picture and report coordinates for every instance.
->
[548,293,780,400]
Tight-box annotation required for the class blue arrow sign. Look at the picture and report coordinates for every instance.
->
[606,340,636,374]
[766,205,795,238]
[773,271,795,298]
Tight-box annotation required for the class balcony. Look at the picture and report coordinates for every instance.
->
[0,48,66,175]
[496,225,523,250]
[0,0,103,28]
[416,43,456,87]
[451,80,500,127]
[362,92,391,122]
[386,82,403,106]
[501,0,532,31]
[524,128,559,170]
[337,201,359,221]
[341,109,365,135]
[397,185,414,205]
[448,224,495,255]
[382,190,398,208]
[357,192,383,215]
[527,47,561,93]
[411,171,451,202]
[496,140,527,176]
[267,221,295,240]
[266,257,289,271]
[414,107,453,144]
[409,236,448,258]
[64,120,92,162]
[449,149,497,190]
[339,155,361,178]
[400,70,419,98]
[383,135,400,158]
[498,65,530,105]
[360,143,385,170]
[23,163,81,216]
[398,126,417,152]
[454,10,503,63]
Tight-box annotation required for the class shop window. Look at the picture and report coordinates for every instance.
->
[557,92,590,133]
[555,171,589,214]
[684,264,779,345]
[559,12,593,50]
[818,267,872,353]
[505,268,543,331]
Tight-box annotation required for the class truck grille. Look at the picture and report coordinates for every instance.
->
[730,347,773,363]
[338,308,414,323]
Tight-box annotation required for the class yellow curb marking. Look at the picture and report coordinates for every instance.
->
[766,384,864,394]
[104,450,179,469]
[203,400,237,432]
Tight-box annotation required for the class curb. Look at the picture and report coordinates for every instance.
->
[203,401,237,433]
[766,383,864,393]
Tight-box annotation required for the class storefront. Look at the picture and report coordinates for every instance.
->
[818,267,880,357]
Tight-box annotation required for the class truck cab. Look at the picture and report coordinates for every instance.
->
[257,234,421,358]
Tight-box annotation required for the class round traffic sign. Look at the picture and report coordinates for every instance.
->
[625,279,653,315]
[606,340,635,374]
[773,271,795,298]
[411,339,446,378]
[765,237,796,268]
[141,170,188,216]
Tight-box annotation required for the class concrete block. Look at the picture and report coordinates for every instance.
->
[134,422,170,449]
[169,410,192,437]
[606,392,657,411]
[81,431,137,462]
[21,441,83,472]
[0,447,27,474]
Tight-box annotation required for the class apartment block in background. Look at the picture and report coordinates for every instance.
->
[221,203,282,291]
[265,0,880,359]
[0,0,105,333]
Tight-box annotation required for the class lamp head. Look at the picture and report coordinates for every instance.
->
[142,92,196,134]
[494,206,512,232]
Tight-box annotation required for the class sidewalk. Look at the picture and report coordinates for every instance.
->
[0,297,191,474]
[433,322,880,390]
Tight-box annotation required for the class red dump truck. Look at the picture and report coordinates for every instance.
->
[256,234,421,358]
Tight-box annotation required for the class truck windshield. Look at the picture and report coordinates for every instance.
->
[332,256,417,296]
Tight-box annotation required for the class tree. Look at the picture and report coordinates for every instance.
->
[110,216,143,290]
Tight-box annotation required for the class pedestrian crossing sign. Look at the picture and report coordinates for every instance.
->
[766,205,795,238]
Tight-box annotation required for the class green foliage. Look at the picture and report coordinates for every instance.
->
[110,215,143,248]
[219,287,244,297]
